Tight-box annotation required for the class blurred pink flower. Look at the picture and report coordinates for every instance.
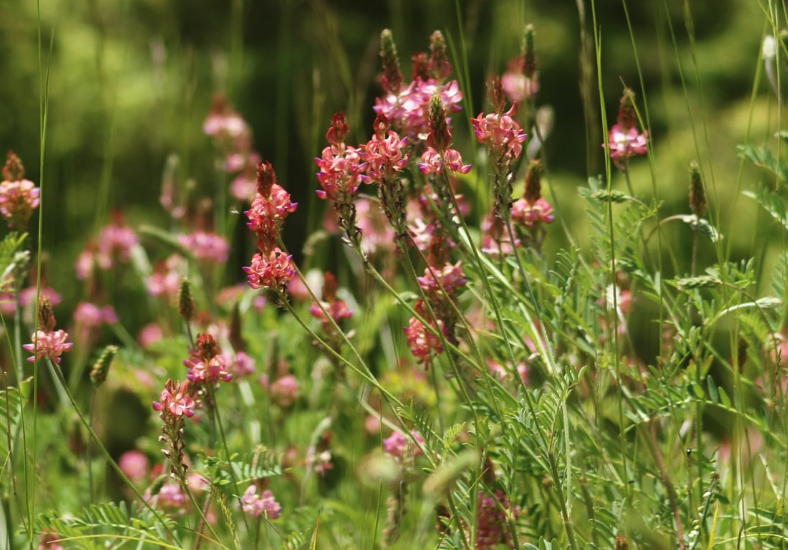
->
[373,78,463,139]
[119,450,150,482]
[383,430,424,459]
[241,486,282,519]
[232,352,256,376]
[139,323,164,349]
[74,302,118,327]
[178,232,229,263]
[148,254,186,298]
[269,374,300,407]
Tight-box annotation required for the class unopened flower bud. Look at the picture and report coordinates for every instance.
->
[38,296,56,333]
[2,151,24,181]
[617,88,638,132]
[256,160,277,198]
[90,345,117,387]
[177,278,195,322]
[326,112,349,147]
[196,333,220,361]
[412,52,430,81]
[524,160,543,204]
[523,24,537,79]
[322,272,338,302]
[427,94,452,153]
[689,160,706,218]
[380,29,403,94]
[429,30,452,82]
[488,75,507,115]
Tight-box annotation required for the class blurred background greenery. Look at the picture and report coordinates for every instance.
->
[0,0,780,323]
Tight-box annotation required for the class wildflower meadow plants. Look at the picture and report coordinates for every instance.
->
[4,5,788,550]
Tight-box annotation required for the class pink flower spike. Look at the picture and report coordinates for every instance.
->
[605,123,648,169]
[418,147,471,175]
[23,329,73,364]
[152,380,195,418]
[241,485,282,519]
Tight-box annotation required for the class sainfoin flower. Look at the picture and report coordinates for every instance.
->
[383,430,424,459]
[184,356,233,384]
[604,88,647,169]
[418,148,471,175]
[471,104,527,161]
[73,302,118,327]
[315,113,365,202]
[360,115,410,185]
[243,161,298,294]
[417,262,467,295]
[0,151,40,231]
[374,78,463,140]
[98,217,138,268]
[476,490,520,549]
[243,250,296,291]
[178,231,230,263]
[403,302,444,367]
[152,379,195,418]
[118,450,150,482]
[24,330,73,364]
[512,197,554,227]
[269,374,300,407]
[502,57,539,102]
[241,486,282,519]
[606,124,648,168]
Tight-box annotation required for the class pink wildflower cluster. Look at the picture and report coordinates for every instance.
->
[360,115,410,185]
[232,351,256,377]
[74,302,118,327]
[99,215,138,266]
[0,151,40,231]
[511,196,554,227]
[268,374,300,407]
[476,490,520,549]
[119,450,150,482]
[23,298,73,365]
[152,379,195,418]
[374,78,463,140]
[418,95,471,177]
[203,94,262,202]
[152,482,188,510]
[502,57,539,103]
[310,272,353,331]
[405,262,468,368]
[605,88,648,169]
[383,430,424,461]
[147,254,187,298]
[243,161,297,293]
[178,231,230,263]
[77,214,138,279]
[315,113,365,202]
[24,329,72,364]
[374,31,463,140]
[184,333,233,385]
[404,300,444,367]
[241,485,282,519]
[471,102,527,162]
